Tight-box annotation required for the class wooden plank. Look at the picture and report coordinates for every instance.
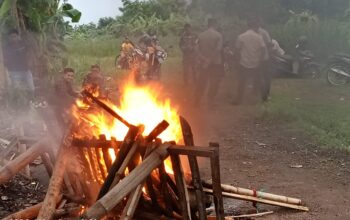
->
[180,116,207,220]
[168,146,215,158]
[210,143,224,220]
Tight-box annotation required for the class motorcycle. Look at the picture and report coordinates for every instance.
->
[134,46,167,83]
[272,44,321,79]
[325,53,350,86]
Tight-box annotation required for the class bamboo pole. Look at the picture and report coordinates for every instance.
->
[82,143,171,220]
[37,132,73,220]
[41,153,53,177]
[203,181,302,205]
[3,202,42,220]
[0,138,49,184]
[202,188,309,212]
[18,124,30,178]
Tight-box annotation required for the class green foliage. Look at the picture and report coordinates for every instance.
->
[270,11,350,59]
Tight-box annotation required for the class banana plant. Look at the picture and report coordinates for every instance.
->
[0,0,81,77]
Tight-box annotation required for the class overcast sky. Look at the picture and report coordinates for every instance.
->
[67,0,122,24]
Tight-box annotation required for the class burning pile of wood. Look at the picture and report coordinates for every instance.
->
[0,90,309,220]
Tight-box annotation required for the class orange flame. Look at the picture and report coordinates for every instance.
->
[73,80,182,142]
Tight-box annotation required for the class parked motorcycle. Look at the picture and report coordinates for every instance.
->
[272,48,320,79]
[272,36,321,79]
[325,53,350,86]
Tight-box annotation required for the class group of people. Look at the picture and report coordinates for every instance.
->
[179,17,279,106]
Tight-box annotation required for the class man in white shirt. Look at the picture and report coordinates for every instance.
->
[233,17,267,105]
[258,19,273,102]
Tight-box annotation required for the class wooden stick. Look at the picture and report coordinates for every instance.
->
[170,154,191,220]
[77,147,95,182]
[82,143,171,220]
[0,138,49,184]
[95,147,107,179]
[100,135,112,170]
[96,126,140,199]
[228,211,274,219]
[3,202,43,220]
[110,142,139,187]
[87,147,103,183]
[37,132,73,220]
[180,116,207,220]
[209,143,225,220]
[18,124,31,178]
[159,163,174,217]
[41,153,53,177]
[203,181,302,206]
[202,188,309,211]
[3,195,63,220]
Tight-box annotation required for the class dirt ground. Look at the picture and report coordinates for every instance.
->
[169,78,350,220]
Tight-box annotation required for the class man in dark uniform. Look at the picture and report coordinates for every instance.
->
[194,18,223,107]
[179,23,198,86]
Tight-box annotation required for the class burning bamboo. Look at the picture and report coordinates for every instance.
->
[82,143,172,220]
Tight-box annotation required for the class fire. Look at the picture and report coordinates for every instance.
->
[73,80,182,142]
[73,79,182,179]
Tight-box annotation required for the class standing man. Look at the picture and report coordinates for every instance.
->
[52,68,79,132]
[258,18,273,101]
[233,17,267,105]
[179,23,198,86]
[3,29,34,100]
[194,18,223,107]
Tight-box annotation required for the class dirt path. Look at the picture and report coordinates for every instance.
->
[167,79,350,220]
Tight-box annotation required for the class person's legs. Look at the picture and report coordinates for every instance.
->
[260,61,271,101]
[207,64,223,105]
[24,71,35,99]
[194,66,210,106]
[232,65,247,105]
[252,67,264,102]
[183,58,190,85]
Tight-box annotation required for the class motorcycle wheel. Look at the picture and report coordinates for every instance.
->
[326,64,349,86]
[302,64,321,79]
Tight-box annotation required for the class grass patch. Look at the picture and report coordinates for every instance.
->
[259,79,350,150]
